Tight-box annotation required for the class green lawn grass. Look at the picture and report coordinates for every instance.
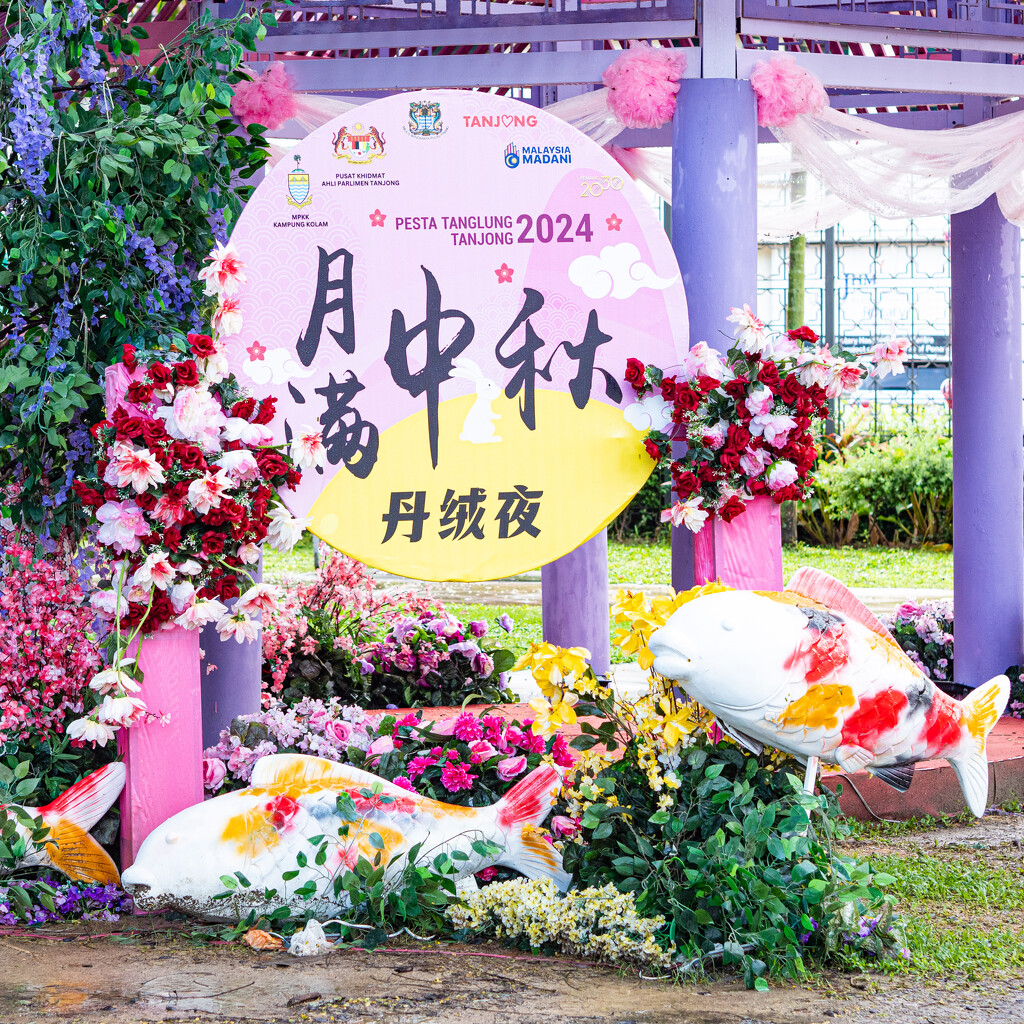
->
[267,535,954,590]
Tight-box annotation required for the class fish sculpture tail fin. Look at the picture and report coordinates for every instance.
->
[493,764,572,892]
[44,820,121,886]
[40,763,126,833]
[949,675,1010,817]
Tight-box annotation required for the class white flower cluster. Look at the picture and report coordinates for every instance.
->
[448,877,674,972]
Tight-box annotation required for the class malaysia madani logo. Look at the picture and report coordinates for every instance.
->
[504,142,520,169]
[333,123,386,164]
[405,100,446,139]
[286,155,312,208]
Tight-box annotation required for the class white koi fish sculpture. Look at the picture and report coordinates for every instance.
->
[121,754,568,920]
[648,568,1009,816]
[2,763,125,885]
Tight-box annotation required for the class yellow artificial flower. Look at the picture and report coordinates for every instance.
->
[516,642,592,698]
[658,696,700,749]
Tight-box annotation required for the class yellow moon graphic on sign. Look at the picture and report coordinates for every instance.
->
[309,389,653,582]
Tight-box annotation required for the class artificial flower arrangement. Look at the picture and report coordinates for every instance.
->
[203,697,577,808]
[623,307,904,532]
[66,244,325,746]
[263,552,519,708]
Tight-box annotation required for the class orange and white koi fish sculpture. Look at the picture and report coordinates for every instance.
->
[3,763,125,885]
[121,754,568,919]
[648,569,1009,816]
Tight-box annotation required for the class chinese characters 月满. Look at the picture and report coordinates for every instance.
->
[381,485,542,543]
[291,247,623,472]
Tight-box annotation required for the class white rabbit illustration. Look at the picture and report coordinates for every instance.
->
[449,356,502,444]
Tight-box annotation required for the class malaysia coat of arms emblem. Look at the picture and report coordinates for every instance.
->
[406,100,446,138]
[332,123,386,164]
[286,155,312,208]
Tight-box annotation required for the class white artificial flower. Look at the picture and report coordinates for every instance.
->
[169,580,196,614]
[198,242,247,298]
[223,417,274,446]
[289,427,327,471]
[726,304,769,354]
[132,550,176,591]
[66,718,117,746]
[177,559,203,576]
[175,598,229,630]
[212,297,243,337]
[660,497,708,533]
[216,448,261,483]
[236,582,281,616]
[266,505,311,553]
[202,350,231,385]
[216,612,260,644]
[88,668,141,695]
[238,542,261,565]
[187,469,231,515]
[97,694,147,727]
[104,443,166,494]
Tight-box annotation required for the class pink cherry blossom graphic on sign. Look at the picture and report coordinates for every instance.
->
[369,209,386,227]
[606,213,622,231]
[246,340,267,361]
[494,263,514,283]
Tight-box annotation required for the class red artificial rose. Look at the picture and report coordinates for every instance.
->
[624,358,646,390]
[218,577,241,602]
[205,510,230,527]
[673,383,700,412]
[122,344,137,368]
[286,469,301,489]
[674,471,700,496]
[124,381,154,405]
[103,485,119,501]
[141,418,169,448]
[779,376,803,405]
[748,477,768,495]
[720,449,741,473]
[757,361,781,389]
[201,532,226,556]
[173,360,200,388]
[727,424,752,451]
[718,496,746,522]
[152,447,174,470]
[255,449,289,478]
[164,527,183,552]
[643,439,661,461]
[172,442,207,473]
[147,363,173,388]
[231,397,257,420]
[723,377,750,400]
[218,499,245,523]
[695,375,722,394]
[89,419,113,440]
[136,491,157,511]
[697,462,718,484]
[253,396,277,425]
[787,325,819,343]
[72,482,104,507]
[116,415,146,440]
[659,375,677,401]
[187,333,217,358]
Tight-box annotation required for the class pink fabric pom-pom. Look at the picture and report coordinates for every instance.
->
[601,43,686,130]
[749,55,828,128]
[230,63,298,132]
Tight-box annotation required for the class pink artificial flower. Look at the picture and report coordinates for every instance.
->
[872,335,910,380]
[323,719,353,746]
[660,497,708,533]
[289,426,327,471]
[431,716,458,737]
[153,493,189,528]
[496,755,527,781]
[176,598,228,630]
[203,757,228,793]
[187,469,231,515]
[368,736,395,756]
[440,759,476,792]
[169,580,196,614]
[701,420,727,450]
[551,734,577,768]
[199,242,247,298]
[827,361,865,398]
[393,775,416,792]
[550,815,581,839]
[767,460,799,492]
[453,712,483,743]
[159,387,227,449]
[97,694,147,727]
[237,542,261,565]
[468,740,498,764]
[795,352,831,389]
[132,550,176,591]
[223,417,274,446]
[212,296,243,337]
[744,384,773,417]
[475,867,498,882]
[236,582,281,616]
[105,443,166,493]
[95,500,150,554]
[216,449,261,483]
[406,754,439,779]
[216,612,260,644]
[681,340,728,382]
[739,445,773,478]
[727,304,768,353]
[749,412,797,448]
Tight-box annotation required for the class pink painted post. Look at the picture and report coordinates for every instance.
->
[105,363,205,868]
[118,627,204,867]
[692,496,784,591]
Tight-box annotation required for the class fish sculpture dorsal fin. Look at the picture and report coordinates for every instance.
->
[250,753,410,800]
[785,567,897,646]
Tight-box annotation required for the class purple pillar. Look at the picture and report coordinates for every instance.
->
[950,194,1024,687]
[541,532,611,676]
[670,78,766,591]
[200,555,263,747]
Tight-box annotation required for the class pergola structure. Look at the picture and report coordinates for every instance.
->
[167,0,1024,691]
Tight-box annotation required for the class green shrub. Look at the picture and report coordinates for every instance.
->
[800,434,952,546]
[609,469,670,542]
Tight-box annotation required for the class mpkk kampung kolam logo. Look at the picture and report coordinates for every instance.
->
[286,155,312,208]
[405,100,447,138]
[333,123,386,164]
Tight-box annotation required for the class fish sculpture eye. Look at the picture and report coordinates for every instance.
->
[165,832,179,845]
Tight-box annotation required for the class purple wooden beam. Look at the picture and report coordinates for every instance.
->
[950,194,1024,687]
[669,78,770,590]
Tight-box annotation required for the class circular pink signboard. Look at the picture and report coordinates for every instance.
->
[225,90,687,581]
